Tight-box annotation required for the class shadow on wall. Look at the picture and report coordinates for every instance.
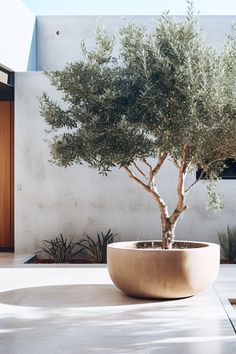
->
[27,18,37,71]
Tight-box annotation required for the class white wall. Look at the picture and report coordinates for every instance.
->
[15,15,236,253]
[15,73,236,253]
[36,15,236,71]
[0,0,36,71]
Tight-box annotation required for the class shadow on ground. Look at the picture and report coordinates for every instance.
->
[0,284,162,308]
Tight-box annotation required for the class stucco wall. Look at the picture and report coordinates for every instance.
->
[15,15,236,253]
[0,0,36,71]
[15,73,236,253]
[36,15,236,71]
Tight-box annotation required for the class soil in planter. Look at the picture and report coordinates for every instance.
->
[136,241,231,264]
[136,241,207,249]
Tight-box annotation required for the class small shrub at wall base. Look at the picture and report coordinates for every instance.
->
[37,234,82,263]
[36,230,118,263]
[218,226,236,263]
[78,229,119,263]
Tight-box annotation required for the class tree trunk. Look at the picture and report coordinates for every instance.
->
[123,161,188,250]
[161,215,175,249]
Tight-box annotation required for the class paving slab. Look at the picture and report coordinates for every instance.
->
[0,255,235,353]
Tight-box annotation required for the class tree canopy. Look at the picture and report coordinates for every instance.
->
[40,9,236,177]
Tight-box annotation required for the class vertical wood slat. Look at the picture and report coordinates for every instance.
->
[0,101,14,249]
[10,101,14,248]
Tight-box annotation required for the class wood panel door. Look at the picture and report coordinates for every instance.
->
[0,101,14,251]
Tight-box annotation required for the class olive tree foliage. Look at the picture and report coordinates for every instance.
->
[40,2,236,249]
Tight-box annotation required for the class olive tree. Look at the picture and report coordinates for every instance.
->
[40,4,236,249]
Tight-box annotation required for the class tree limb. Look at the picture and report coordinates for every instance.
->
[170,170,188,225]
[123,165,169,218]
[172,158,181,170]
[184,156,226,196]
[123,166,150,191]
[152,153,167,176]
[146,153,167,186]
[132,161,148,180]
[185,169,205,194]
[170,151,190,225]
[142,158,153,171]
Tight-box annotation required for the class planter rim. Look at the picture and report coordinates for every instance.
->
[108,240,219,252]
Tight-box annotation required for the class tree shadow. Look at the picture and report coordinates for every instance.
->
[0,284,161,308]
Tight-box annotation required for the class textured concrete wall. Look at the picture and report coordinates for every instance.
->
[15,15,236,253]
[0,0,36,71]
[36,15,236,70]
[15,73,236,253]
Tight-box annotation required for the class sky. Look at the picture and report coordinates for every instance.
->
[22,0,236,15]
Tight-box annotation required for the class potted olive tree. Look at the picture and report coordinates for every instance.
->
[40,3,236,298]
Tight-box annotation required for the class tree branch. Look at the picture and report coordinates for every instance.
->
[152,153,167,176]
[182,143,191,160]
[170,150,190,226]
[146,153,167,186]
[123,166,150,191]
[184,155,228,196]
[170,171,188,225]
[172,158,181,170]
[185,169,205,195]
[123,165,169,218]
[142,158,153,171]
[132,161,148,180]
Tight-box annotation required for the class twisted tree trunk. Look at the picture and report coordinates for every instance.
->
[123,153,193,249]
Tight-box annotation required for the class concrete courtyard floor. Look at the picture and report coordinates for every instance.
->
[0,254,236,353]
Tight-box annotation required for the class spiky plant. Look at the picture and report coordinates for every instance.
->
[38,234,82,263]
[78,229,118,263]
[218,226,236,262]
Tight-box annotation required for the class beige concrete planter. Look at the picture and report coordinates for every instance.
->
[107,240,220,299]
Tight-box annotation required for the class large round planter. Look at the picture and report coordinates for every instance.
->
[107,240,220,299]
